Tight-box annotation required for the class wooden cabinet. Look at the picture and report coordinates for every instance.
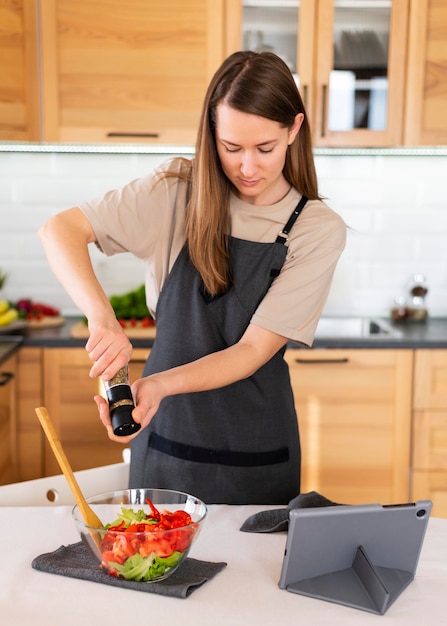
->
[15,347,43,481]
[42,347,150,475]
[404,0,447,145]
[285,348,413,505]
[4,0,447,147]
[0,353,18,485]
[38,0,225,143]
[225,1,410,147]
[312,0,409,147]
[412,350,447,517]
[0,0,40,141]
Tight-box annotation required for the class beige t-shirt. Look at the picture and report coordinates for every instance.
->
[79,158,346,347]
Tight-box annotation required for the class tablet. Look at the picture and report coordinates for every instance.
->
[278,500,432,614]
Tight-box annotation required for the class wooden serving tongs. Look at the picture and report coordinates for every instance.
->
[35,407,103,548]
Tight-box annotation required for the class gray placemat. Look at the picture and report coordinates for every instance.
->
[240,491,342,533]
[32,541,227,598]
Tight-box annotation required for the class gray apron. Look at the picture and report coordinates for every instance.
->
[130,196,308,504]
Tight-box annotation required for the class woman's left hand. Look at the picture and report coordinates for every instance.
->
[96,374,164,443]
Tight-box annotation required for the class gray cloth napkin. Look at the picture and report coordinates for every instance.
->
[32,541,227,598]
[240,491,342,533]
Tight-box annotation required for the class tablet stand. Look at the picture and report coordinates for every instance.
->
[287,545,414,615]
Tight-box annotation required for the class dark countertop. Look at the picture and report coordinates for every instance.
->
[311,318,447,349]
[1,316,446,354]
[0,336,24,364]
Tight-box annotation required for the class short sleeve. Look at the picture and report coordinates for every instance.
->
[251,200,346,346]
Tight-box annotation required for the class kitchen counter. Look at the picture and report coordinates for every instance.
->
[0,503,445,625]
[312,317,447,349]
[0,335,24,364]
[8,316,447,350]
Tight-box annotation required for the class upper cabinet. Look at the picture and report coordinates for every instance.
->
[39,0,225,143]
[41,0,223,144]
[313,0,409,147]
[0,0,39,141]
[404,0,447,145]
[227,0,410,147]
[1,0,447,146]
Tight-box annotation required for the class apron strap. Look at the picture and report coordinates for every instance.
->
[275,195,309,244]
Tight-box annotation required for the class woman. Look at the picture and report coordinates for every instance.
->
[39,51,346,505]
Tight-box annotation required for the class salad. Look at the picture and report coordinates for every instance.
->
[100,498,198,581]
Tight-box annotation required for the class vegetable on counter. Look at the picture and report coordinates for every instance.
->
[109,284,154,323]
[100,498,198,581]
[82,284,155,328]
[15,298,60,320]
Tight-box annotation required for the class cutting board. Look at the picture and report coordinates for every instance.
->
[70,320,157,339]
[27,316,66,329]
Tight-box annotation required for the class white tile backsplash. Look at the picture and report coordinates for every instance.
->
[0,148,446,318]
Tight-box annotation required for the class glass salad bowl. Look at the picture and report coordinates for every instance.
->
[72,488,207,582]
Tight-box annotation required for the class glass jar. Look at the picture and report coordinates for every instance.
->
[408,274,428,322]
[391,296,410,321]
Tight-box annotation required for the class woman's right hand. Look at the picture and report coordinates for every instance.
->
[85,316,133,381]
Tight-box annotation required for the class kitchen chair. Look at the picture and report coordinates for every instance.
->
[0,453,130,506]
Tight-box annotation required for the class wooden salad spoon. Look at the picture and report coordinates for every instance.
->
[35,406,103,531]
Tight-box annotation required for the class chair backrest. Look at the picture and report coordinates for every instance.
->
[0,462,130,506]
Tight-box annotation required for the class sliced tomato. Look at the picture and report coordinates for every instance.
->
[140,534,174,558]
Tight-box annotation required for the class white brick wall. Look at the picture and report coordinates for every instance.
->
[1,146,446,318]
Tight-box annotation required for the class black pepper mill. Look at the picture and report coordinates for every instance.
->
[103,365,141,436]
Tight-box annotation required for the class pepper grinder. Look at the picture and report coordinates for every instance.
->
[103,365,141,436]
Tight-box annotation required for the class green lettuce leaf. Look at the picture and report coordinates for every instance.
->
[104,505,156,529]
[108,551,183,581]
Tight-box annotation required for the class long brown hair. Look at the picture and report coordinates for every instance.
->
[163,51,319,296]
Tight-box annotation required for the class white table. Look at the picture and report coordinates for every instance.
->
[0,505,445,625]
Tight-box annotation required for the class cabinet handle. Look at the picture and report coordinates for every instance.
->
[107,132,160,138]
[294,358,349,364]
[321,84,327,137]
[0,371,14,386]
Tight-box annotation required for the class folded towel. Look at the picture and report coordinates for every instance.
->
[32,542,227,598]
[240,491,342,533]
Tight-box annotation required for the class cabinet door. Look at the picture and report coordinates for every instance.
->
[413,409,447,470]
[412,350,447,518]
[413,351,447,469]
[313,0,410,146]
[413,350,447,410]
[39,0,225,143]
[43,347,150,474]
[404,0,447,145]
[285,349,413,504]
[0,0,40,140]
[0,354,18,485]
[16,347,44,480]
[227,1,409,147]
